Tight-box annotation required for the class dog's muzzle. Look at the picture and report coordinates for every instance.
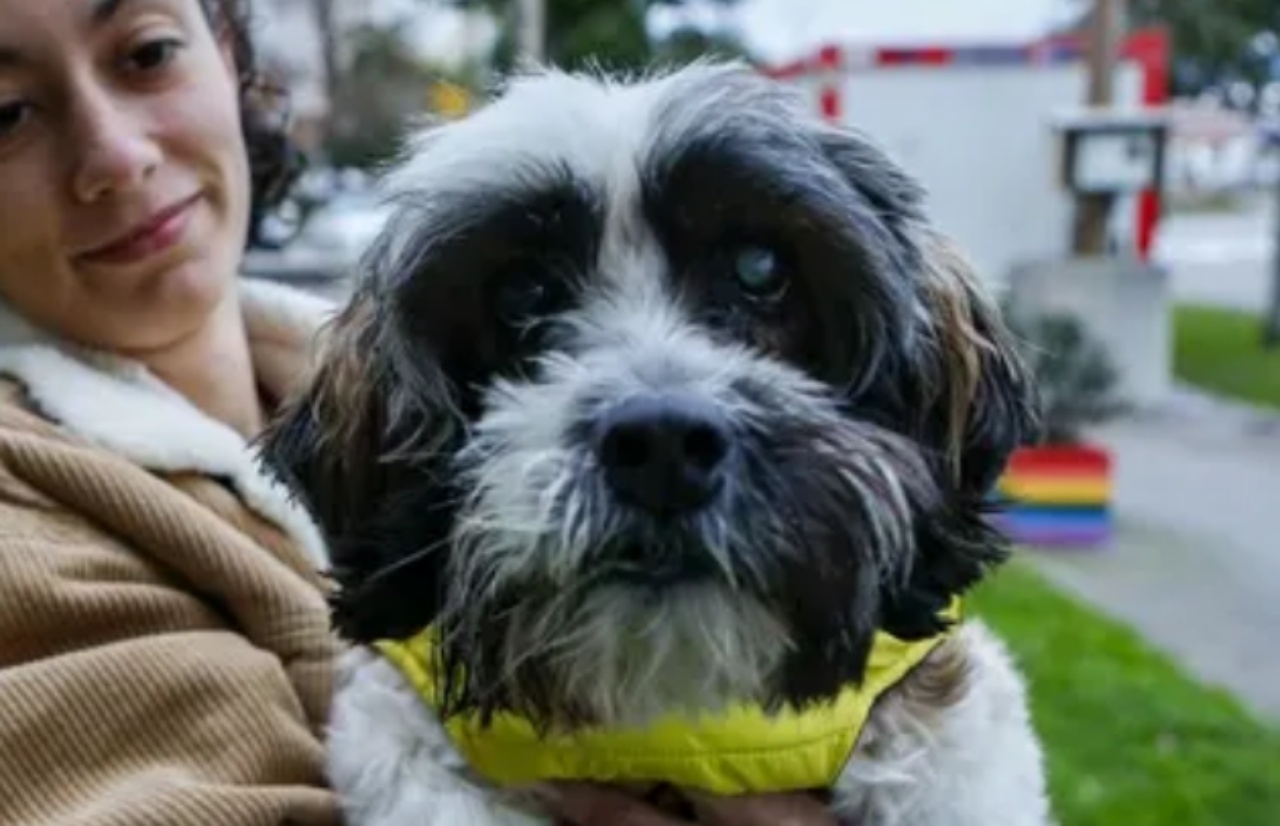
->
[593,393,733,518]
[588,391,739,585]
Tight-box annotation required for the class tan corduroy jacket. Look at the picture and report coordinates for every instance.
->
[0,278,344,826]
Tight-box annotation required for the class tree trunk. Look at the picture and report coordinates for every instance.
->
[311,0,341,145]
[1264,174,1280,348]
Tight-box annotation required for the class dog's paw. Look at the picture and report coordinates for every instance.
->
[327,648,553,826]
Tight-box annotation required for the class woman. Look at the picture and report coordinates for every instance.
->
[0,1,836,824]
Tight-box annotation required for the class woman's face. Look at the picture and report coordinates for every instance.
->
[0,0,249,352]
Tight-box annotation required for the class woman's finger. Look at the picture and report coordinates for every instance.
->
[535,782,694,826]
[687,791,840,826]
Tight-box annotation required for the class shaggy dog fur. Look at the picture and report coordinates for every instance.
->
[260,60,1052,826]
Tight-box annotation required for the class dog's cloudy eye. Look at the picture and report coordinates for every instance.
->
[732,245,788,302]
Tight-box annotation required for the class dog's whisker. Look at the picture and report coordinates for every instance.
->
[353,537,453,594]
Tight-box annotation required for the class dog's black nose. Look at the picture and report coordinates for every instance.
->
[594,394,732,516]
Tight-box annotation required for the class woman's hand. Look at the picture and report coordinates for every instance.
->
[540,781,840,826]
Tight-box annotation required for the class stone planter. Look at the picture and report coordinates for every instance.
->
[993,444,1113,548]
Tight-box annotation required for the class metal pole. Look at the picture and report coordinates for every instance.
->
[1072,0,1122,255]
[1263,172,1280,347]
[514,0,545,65]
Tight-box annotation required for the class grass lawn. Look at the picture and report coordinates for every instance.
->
[1172,304,1280,411]
[970,561,1280,826]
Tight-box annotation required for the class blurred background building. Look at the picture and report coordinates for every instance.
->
[245,0,1278,215]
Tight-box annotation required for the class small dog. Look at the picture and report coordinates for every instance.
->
[260,61,1051,826]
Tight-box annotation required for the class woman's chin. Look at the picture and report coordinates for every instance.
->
[71,255,235,353]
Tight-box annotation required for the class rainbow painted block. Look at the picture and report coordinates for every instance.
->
[991,445,1113,547]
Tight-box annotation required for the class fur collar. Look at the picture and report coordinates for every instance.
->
[0,277,337,569]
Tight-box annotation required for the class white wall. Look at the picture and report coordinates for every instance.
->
[779,59,1146,288]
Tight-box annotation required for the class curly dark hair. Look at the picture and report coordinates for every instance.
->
[200,0,307,241]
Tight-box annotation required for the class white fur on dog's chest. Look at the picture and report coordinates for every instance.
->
[326,622,1051,826]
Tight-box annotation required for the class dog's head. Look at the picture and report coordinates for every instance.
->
[260,61,1040,730]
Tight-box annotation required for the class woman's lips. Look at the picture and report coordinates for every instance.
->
[77,195,200,266]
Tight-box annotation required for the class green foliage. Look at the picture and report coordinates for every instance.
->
[1129,0,1278,88]
[325,24,480,170]
[1003,307,1127,445]
[652,24,750,67]
[320,0,748,167]
[972,561,1280,826]
[444,0,748,72]
[545,0,652,71]
[1174,304,1280,410]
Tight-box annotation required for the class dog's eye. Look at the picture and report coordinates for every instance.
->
[493,264,566,327]
[731,245,789,304]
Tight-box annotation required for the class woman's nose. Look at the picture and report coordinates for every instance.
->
[69,90,162,203]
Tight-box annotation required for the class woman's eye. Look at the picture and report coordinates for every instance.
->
[125,38,183,73]
[0,101,32,139]
[731,244,790,303]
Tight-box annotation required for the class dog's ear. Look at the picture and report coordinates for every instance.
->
[816,125,1041,637]
[257,283,462,643]
[913,233,1043,495]
[260,289,386,538]
[881,231,1042,639]
[815,124,1040,493]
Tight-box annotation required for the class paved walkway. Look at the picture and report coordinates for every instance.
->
[1153,192,1275,312]
[1024,386,1280,722]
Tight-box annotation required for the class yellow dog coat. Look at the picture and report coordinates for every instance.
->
[376,606,956,796]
